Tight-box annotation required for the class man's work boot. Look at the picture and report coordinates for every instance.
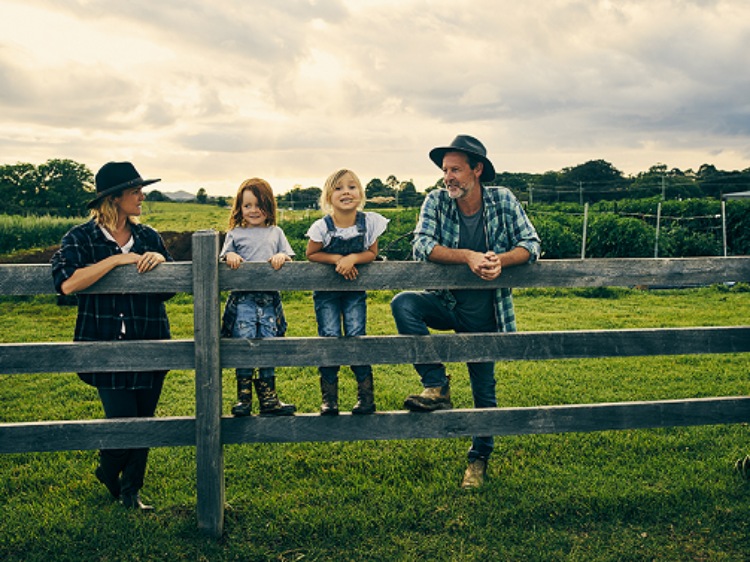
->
[403,379,452,412]
[461,458,487,489]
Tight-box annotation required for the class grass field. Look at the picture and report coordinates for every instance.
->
[1,284,749,561]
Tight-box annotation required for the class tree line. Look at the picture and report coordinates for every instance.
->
[2,158,749,217]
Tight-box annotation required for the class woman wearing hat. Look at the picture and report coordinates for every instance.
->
[51,161,173,511]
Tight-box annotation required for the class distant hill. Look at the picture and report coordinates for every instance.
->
[159,190,195,202]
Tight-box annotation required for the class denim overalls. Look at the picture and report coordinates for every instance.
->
[313,212,372,384]
[223,291,284,379]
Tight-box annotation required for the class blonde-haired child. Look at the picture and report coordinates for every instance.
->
[306,169,389,415]
[221,178,296,416]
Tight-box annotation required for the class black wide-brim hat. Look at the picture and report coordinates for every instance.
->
[87,161,161,209]
[429,134,496,183]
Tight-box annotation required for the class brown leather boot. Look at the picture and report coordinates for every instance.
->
[352,373,376,415]
[320,378,339,416]
[253,377,296,416]
[461,458,488,489]
[403,377,452,412]
[231,374,253,417]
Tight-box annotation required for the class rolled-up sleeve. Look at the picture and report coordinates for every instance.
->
[508,197,541,263]
[51,228,88,294]
[488,189,541,264]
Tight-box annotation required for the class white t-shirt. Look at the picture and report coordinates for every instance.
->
[220,225,295,262]
[305,212,389,249]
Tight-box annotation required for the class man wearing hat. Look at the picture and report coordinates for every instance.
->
[390,135,540,488]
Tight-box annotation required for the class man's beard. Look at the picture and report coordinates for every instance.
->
[447,182,471,199]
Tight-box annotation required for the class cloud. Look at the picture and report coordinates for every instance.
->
[1,0,749,195]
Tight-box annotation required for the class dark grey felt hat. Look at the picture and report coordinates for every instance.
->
[88,161,160,209]
[429,135,496,182]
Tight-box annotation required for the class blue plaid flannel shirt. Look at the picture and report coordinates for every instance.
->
[412,186,541,332]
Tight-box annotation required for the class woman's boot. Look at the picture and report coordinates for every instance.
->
[352,373,376,415]
[95,449,125,499]
[253,377,296,416]
[231,374,254,417]
[119,448,154,511]
[320,377,339,416]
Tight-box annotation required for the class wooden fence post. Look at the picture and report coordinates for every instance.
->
[192,230,224,538]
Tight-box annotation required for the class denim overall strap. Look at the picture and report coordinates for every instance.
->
[322,212,367,256]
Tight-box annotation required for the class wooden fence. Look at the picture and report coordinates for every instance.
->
[1,230,749,538]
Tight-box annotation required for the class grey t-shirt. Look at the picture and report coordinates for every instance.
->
[220,226,295,262]
[452,206,497,332]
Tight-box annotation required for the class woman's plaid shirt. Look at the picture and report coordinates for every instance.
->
[51,219,173,389]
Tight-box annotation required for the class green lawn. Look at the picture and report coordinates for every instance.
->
[1,285,749,560]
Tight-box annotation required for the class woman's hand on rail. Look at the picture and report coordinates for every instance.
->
[135,251,166,274]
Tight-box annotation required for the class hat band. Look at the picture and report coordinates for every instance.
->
[103,176,145,193]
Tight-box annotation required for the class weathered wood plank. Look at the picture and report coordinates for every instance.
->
[0,262,193,295]
[3,256,749,296]
[3,397,749,453]
[0,417,196,453]
[0,264,56,295]
[219,257,750,291]
[221,397,750,443]
[2,326,748,374]
[192,230,224,538]
[0,340,195,374]
[218,326,750,368]
[222,397,750,444]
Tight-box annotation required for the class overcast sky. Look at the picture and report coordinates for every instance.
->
[1,0,749,197]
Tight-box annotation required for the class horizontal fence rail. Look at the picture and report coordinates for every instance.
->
[1,230,748,537]
[2,326,749,375]
[4,396,750,454]
[2,255,749,296]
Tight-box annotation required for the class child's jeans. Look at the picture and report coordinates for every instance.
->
[313,290,372,383]
[232,292,277,379]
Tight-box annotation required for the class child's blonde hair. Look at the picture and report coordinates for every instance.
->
[320,169,366,214]
[90,194,139,231]
[228,178,277,229]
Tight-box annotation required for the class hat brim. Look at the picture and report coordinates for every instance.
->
[429,147,495,183]
[87,178,161,209]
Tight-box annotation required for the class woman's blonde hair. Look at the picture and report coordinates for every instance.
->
[320,169,366,214]
[90,194,139,231]
[228,178,277,230]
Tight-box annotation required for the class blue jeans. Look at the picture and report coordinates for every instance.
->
[313,290,372,383]
[232,293,278,379]
[390,290,497,461]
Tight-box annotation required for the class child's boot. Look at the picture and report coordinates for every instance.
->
[253,377,296,416]
[320,377,339,416]
[231,373,254,417]
[352,373,376,415]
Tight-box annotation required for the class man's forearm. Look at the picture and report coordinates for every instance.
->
[496,247,531,268]
[427,245,475,265]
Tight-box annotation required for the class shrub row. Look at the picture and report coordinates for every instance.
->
[2,199,748,261]
[0,215,81,255]
[528,198,750,259]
